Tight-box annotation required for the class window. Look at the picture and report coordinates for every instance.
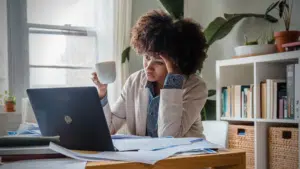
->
[0,0,8,95]
[27,0,99,88]
[7,0,115,111]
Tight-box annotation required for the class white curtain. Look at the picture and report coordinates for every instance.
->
[112,0,132,102]
[96,0,132,104]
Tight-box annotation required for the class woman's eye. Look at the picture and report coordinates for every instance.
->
[145,55,150,60]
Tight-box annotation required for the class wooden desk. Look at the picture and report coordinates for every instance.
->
[86,149,246,169]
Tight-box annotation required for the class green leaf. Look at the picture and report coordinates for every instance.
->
[121,46,131,64]
[158,0,184,19]
[4,90,7,94]
[265,1,280,15]
[208,90,216,97]
[204,17,227,46]
[224,13,278,23]
[204,14,278,48]
[279,0,285,17]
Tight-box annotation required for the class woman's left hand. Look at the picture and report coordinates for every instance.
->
[160,55,181,74]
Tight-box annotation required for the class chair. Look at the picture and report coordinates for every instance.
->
[202,120,229,148]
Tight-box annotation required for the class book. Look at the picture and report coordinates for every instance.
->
[276,82,287,119]
[261,81,267,119]
[287,64,295,119]
[0,135,60,147]
[0,146,64,162]
[294,64,300,119]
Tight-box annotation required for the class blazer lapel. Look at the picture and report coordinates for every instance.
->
[135,87,149,136]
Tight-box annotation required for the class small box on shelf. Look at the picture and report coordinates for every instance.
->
[268,126,298,169]
[228,124,255,169]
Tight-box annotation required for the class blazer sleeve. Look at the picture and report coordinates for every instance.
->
[102,77,132,135]
[157,78,208,137]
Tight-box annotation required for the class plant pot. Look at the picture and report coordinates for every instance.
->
[4,101,15,112]
[274,31,300,52]
[234,44,277,58]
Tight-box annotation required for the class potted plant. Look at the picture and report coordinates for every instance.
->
[265,0,300,52]
[0,91,16,112]
[234,31,277,58]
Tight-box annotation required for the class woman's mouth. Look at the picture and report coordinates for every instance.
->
[146,72,154,77]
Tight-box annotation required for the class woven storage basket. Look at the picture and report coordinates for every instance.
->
[228,124,255,169]
[269,127,298,169]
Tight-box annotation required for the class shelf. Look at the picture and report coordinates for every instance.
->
[216,50,300,67]
[256,119,299,124]
[220,117,255,122]
[221,117,299,124]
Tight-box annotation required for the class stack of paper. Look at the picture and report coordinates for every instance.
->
[112,137,192,151]
[48,137,224,165]
[111,134,150,139]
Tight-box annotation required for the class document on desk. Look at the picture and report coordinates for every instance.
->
[112,137,192,151]
[48,138,222,165]
[149,139,223,153]
[49,142,175,165]
[111,134,150,140]
[0,158,86,169]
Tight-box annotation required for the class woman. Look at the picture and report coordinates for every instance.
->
[92,10,208,138]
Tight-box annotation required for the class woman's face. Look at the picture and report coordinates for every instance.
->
[143,55,168,82]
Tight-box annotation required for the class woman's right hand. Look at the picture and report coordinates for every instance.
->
[91,72,107,99]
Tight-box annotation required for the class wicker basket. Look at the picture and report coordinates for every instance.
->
[269,126,298,169]
[228,124,255,169]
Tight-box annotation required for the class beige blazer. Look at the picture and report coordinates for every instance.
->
[103,70,208,138]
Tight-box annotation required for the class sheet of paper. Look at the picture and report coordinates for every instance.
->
[49,142,103,162]
[148,139,222,154]
[77,151,176,165]
[176,151,207,156]
[112,137,192,151]
[111,134,150,140]
[190,139,224,149]
[49,142,176,165]
[0,158,86,169]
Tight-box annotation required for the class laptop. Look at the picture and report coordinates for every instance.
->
[26,86,115,152]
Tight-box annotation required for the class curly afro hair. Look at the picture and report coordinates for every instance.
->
[130,10,207,75]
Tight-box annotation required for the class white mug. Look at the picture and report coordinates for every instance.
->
[95,61,116,84]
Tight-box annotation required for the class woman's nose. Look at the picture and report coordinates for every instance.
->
[145,61,154,71]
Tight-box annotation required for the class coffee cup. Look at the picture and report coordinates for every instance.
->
[95,61,116,84]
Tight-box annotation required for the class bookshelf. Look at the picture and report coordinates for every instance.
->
[216,50,300,169]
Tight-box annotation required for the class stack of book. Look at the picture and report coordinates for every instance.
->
[261,64,300,120]
[221,85,254,119]
[260,79,287,119]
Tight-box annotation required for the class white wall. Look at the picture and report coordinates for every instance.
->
[185,0,300,90]
[129,0,161,74]
[0,0,8,94]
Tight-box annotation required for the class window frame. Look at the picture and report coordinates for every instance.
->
[7,0,100,112]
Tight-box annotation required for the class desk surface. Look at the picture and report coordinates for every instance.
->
[86,149,246,169]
